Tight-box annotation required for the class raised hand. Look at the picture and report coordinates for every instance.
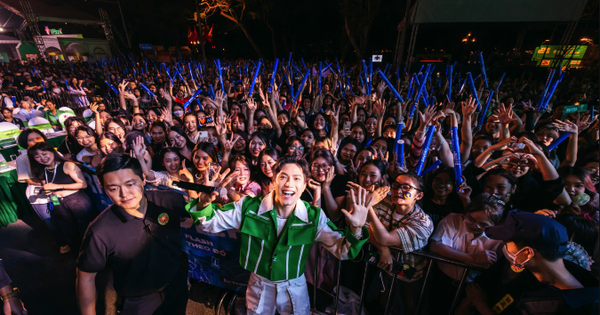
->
[342,186,373,229]
[215,90,226,108]
[247,98,257,111]
[552,119,578,134]
[575,114,594,132]
[307,179,322,192]
[377,81,387,95]
[132,136,146,159]
[90,102,99,114]
[495,103,516,124]
[215,115,228,137]
[461,96,477,118]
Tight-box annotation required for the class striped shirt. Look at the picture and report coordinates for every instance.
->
[371,195,434,253]
[186,192,369,281]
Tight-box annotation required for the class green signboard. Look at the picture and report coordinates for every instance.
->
[532,45,588,61]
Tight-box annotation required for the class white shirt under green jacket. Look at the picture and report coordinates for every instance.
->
[186,191,370,281]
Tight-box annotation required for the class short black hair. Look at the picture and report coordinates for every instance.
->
[395,171,425,191]
[17,128,47,149]
[96,153,144,187]
[273,157,310,183]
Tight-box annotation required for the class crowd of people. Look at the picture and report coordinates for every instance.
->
[0,56,598,315]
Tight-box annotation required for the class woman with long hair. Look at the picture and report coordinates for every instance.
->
[422,167,465,226]
[167,126,195,161]
[558,166,599,221]
[246,131,268,166]
[28,142,95,251]
[75,125,101,165]
[191,142,219,184]
[57,116,84,160]
[68,77,89,107]
[257,148,280,196]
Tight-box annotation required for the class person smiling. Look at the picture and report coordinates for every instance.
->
[27,142,95,251]
[187,157,371,315]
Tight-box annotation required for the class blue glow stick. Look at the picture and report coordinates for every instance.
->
[269,59,279,93]
[548,132,571,151]
[208,84,215,100]
[478,52,488,88]
[105,81,120,95]
[466,72,481,108]
[346,76,353,95]
[361,59,368,90]
[539,79,560,112]
[64,79,71,92]
[496,72,506,91]
[537,69,555,111]
[447,65,453,102]
[216,59,225,92]
[11,96,16,106]
[335,57,341,74]
[139,83,156,98]
[590,105,595,120]
[396,140,405,168]
[415,125,436,176]
[300,58,307,71]
[394,122,405,165]
[377,70,404,102]
[368,59,373,94]
[318,62,322,95]
[409,70,431,118]
[248,61,262,98]
[450,125,463,191]
[182,89,203,110]
[292,70,310,105]
[41,80,46,93]
[422,160,443,176]
[408,76,415,99]
[479,90,495,127]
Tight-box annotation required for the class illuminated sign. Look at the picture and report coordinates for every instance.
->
[44,26,63,35]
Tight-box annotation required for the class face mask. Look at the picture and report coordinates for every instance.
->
[502,245,533,272]
[173,110,184,117]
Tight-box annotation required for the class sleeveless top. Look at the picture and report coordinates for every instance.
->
[45,162,75,185]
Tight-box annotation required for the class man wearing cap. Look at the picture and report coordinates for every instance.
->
[456,211,599,315]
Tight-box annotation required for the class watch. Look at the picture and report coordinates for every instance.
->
[0,287,20,301]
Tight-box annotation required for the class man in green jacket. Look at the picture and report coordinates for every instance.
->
[187,157,372,315]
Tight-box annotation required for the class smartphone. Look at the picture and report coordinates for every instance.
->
[343,121,351,130]
[205,117,213,124]
[198,130,209,142]
[208,162,218,181]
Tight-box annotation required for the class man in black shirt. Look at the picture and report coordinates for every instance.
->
[76,154,190,315]
[456,211,599,315]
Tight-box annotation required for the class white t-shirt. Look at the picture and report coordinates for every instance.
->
[430,213,502,280]
[16,153,48,204]
[76,148,96,163]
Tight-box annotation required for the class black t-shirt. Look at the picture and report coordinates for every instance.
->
[77,190,189,297]
[475,258,599,315]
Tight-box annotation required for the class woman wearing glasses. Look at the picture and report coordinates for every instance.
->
[301,148,348,222]
[367,172,434,271]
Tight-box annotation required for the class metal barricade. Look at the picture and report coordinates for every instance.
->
[308,245,485,315]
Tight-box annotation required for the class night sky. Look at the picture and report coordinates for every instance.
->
[34,0,600,62]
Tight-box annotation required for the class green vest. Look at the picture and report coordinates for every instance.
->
[187,196,369,281]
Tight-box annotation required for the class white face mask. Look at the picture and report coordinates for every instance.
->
[173,110,184,118]
[503,244,534,270]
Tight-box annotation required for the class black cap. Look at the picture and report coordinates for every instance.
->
[485,211,569,253]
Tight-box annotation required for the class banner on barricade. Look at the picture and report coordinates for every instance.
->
[180,222,250,293]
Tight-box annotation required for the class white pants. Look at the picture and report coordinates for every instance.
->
[246,273,310,315]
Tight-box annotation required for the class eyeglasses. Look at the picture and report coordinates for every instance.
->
[464,214,492,230]
[391,182,420,192]
[288,146,304,152]
[312,164,330,171]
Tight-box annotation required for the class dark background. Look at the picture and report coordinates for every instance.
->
[34,0,600,63]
